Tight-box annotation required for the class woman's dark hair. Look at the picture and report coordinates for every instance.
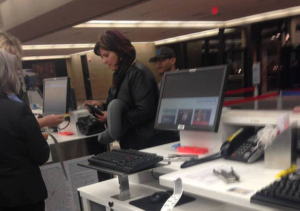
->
[94,30,136,101]
[94,30,136,64]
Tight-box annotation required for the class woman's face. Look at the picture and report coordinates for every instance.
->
[99,48,119,71]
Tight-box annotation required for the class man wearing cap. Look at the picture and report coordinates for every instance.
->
[149,46,177,89]
[149,46,180,144]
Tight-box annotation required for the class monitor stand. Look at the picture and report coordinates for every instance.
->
[179,130,222,154]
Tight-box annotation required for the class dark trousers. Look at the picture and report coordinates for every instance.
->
[0,200,45,211]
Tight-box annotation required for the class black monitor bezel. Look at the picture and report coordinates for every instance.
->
[154,65,229,132]
[43,77,70,115]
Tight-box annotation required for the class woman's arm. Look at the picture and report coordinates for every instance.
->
[38,114,64,128]
[124,70,157,128]
[21,105,50,165]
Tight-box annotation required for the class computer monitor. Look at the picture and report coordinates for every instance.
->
[69,88,77,111]
[155,65,229,132]
[43,77,70,115]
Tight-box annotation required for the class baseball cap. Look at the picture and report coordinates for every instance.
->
[149,47,175,62]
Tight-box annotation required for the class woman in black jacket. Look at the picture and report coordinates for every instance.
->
[0,32,50,211]
[87,30,171,150]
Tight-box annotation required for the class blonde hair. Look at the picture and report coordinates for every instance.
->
[0,31,23,94]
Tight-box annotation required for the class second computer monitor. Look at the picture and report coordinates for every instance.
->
[155,65,229,132]
[43,77,70,115]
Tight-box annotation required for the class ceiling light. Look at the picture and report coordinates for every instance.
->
[22,55,71,61]
[226,6,300,27]
[286,33,290,41]
[276,33,281,39]
[22,44,95,50]
[154,29,235,45]
[74,20,223,29]
[22,42,152,50]
[271,35,276,41]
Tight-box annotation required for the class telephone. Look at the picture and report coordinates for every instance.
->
[222,127,264,163]
[180,127,264,168]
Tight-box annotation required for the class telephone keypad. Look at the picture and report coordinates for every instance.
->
[232,143,253,158]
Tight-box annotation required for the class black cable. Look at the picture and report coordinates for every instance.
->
[151,169,159,180]
[57,117,71,130]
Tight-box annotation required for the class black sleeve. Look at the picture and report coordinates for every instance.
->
[20,104,50,165]
[123,71,157,128]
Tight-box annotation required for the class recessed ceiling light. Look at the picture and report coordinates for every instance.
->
[154,29,235,45]
[22,55,71,61]
[74,20,222,29]
[73,6,300,29]
[22,44,95,50]
[22,42,153,50]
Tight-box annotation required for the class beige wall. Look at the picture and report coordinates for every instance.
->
[66,55,86,101]
[67,43,158,102]
[291,16,300,45]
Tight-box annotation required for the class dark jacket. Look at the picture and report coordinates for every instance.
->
[0,94,49,207]
[106,61,178,149]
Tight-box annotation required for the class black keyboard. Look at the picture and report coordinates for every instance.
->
[251,172,300,211]
[88,149,163,173]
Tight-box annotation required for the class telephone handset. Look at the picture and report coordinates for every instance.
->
[223,127,264,163]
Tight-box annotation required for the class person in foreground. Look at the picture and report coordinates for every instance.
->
[87,30,170,149]
[0,31,50,211]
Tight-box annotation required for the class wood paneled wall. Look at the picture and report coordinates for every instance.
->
[67,43,158,102]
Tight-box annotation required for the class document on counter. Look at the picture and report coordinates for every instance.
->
[181,166,221,186]
[40,155,98,211]
[177,165,253,186]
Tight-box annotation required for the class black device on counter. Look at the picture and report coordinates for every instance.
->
[86,103,103,117]
[181,127,264,168]
[222,127,264,163]
[129,190,195,211]
[88,149,163,173]
[149,191,171,203]
[251,170,300,210]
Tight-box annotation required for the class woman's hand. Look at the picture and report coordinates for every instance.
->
[42,132,48,140]
[84,100,104,109]
[38,114,65,128]
[95,111,107,123]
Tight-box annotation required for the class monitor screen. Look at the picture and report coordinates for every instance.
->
[69,88,77,111]
[43,77,70,115]
[155,65,229,132]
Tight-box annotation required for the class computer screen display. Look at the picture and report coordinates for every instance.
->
[155,65,229,132]
[43,77,70,115]
[69,88,77,111]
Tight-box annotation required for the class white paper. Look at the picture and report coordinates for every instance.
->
[182,166,221,185]
[178,165,252,186]
[161,178,183,211]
